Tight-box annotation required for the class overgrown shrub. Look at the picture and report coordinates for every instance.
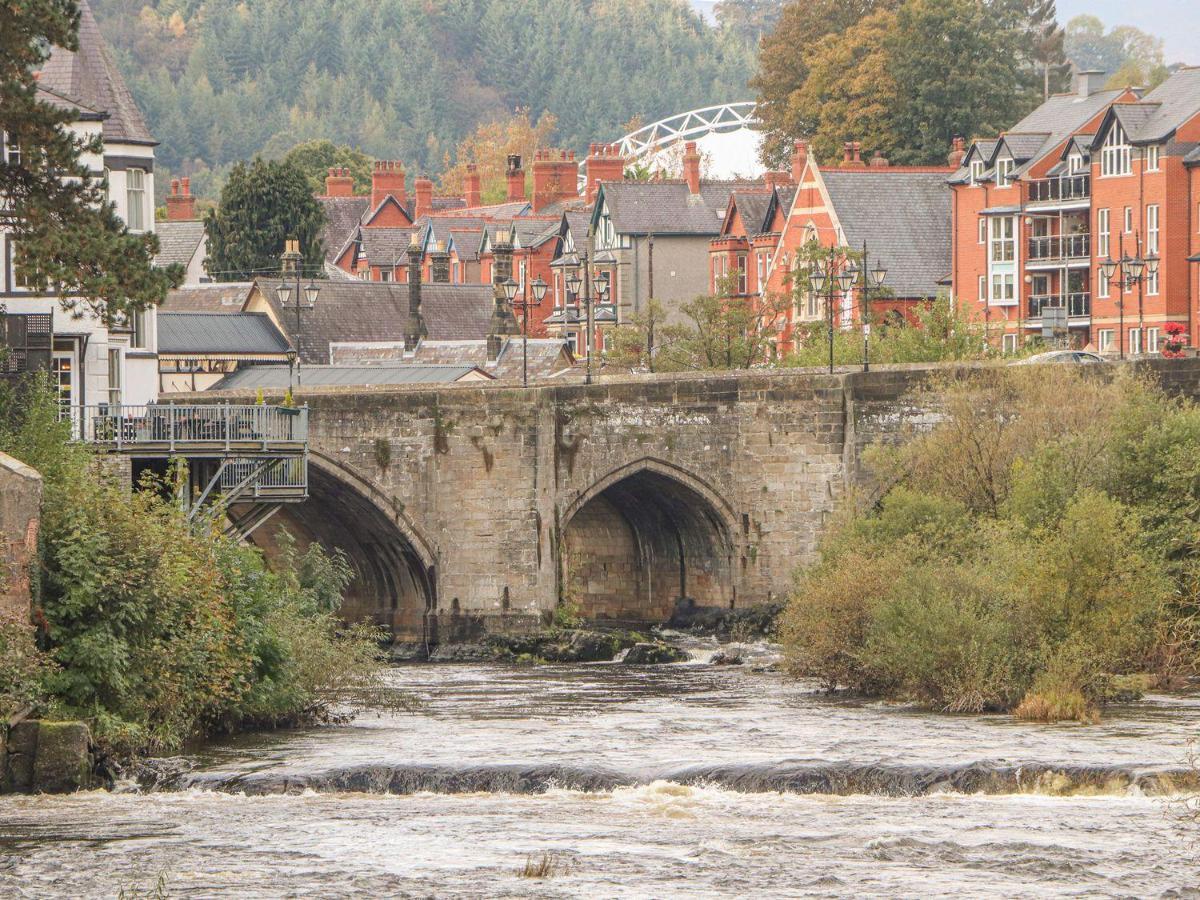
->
[783,366,1191,721]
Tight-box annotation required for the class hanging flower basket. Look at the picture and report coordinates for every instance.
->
[1162,322,1187,358]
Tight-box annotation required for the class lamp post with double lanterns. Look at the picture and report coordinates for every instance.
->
[1099,233,1158,358]
[807,250,855,375]
[851,243,888,372]
[502,274,549,387]
[562,253,612,385]
[276,238,320,389]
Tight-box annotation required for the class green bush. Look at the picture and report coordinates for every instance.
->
[0,376,391,756]
[783,367,1190,721]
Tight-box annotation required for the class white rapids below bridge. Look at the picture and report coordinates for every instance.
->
[2,637,1199,898]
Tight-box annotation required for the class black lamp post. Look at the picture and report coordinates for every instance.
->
[808,251,855,374]
[276,238,319,387]
[565,260,596,383]
[849,242,887,372]
[1100,233,1157,358]
[504,275,548,386]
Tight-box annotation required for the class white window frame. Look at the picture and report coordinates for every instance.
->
[1097,208,1110,259]
[1002,332,1018,354]
[1147,327,1160,353]
[970,160,985,184]
[1129,327,1142,355]
[1098,329,1115,352]
[978,218,986,244]
[3,131,20,167]
[1100,124,1132,177]
[996,156,1014,189]
[990,217,1015,263]
[126,168,146,232]
[1146,204,1160,255]
[1145,144,1160,172]
[1124,207,1133,234]
[978,274,986,302]
[991,272,1015,304]
[1097,266,1110,299]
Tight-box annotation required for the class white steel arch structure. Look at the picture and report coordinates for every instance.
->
[616,102,759,161]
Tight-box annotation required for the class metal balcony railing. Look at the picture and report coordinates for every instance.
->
[1028,234,1090,262]
[1027,174,1090,204]
[1028,293,1091,319]
[81,403,307,452]
[220,456,308,501]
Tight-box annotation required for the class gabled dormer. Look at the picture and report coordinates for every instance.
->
[361,193,414,229]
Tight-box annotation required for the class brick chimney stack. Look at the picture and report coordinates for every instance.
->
[947,136,967,168]
[464,164,482,208]
[791,140,808,184]
[324,167,354,197]
[532,148,579,213]
[683,141,702,195]
[406,236,427,350]
[371,160,407,209]
[506,155,526,203]
[165,176,196,220]
[841,142,866,168]
[414,176,434,220]
[488,226,520,350]
[586,143,625,202]
[869,150,890,168]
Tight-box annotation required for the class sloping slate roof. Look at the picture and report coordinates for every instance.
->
[38,0,154,144]
[254,279,494,364]
[360,227,414,266]
[602,180,761,235]
[1000,132,1050,161]
[1129,68,1200,141]
[1005,88,1127,174]
[215,365,487,390]
[158,312,289,355]
[160,282,254,312]
[317,196,370,263]
[821,170,951,298]
[36,85,104,118]
[431,197,468,213]
[1185,146,1200,165]
[443,200,531,218]
[1111,103,1160,138]
[535,198,590,218]
[449,229,483,261]
[404,338,571,380]
[153,221,206,268]
[731,191,774,235]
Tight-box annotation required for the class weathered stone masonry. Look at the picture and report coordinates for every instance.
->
[198,359,1200,643]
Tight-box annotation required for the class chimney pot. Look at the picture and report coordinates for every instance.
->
[869,150,890,168]
[371,159,407,209]
[165,174,197,220]
[506,155,525,203]
[464,163,482,208]
[791,140,809,184]
[1076,69,1105,98]
[683,141,702,195]
[947,136,967,168]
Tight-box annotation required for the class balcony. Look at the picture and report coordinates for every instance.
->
[220,456,308,502]
[1028,234,1090,265]
[81,403,307,456]
[1028,293,1091,319]
[1027,174,1090,206]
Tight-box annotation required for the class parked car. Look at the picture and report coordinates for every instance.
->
[1011,350,1105,366]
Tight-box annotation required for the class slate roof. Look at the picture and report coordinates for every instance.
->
[1185,146,1200,165]
[449,229,484,261]
[329,338,571,380]
[38,0,154,144]
[36,85,105,119]
[359,227,415,267]
[730,191,774,235]
[316,196,370,263]
[158,312,290,356]
[821,170,951,298]
[160,282,254,313]
[441,200,531,218]
[153,221,206,269]
[599,180,761,235]
[215,365,489,391]
[1111,104,1160,138]
[1127,68,1200,142]
[999,133,1050,161]
[253,279,494,364]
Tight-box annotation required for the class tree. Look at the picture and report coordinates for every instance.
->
[1025,0,1069,100]
[1064,16,1167,85]
[0,0,181,321]
[438,109,556,205]
[283,139,373,196]
[606,299,687,372]
[203,158,326,281]
[656,277,790,370]
[715,0,787,46]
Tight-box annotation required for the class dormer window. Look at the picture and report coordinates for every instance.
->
[1100,123,1131,176]
[970,160,985,184]
[996,156,1014,189]
[1068,151,1084,173]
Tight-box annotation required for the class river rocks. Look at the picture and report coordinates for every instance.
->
[709,651,743,666]
[668,600,785,641]
[1,720,94,794]
[623,642,689,665]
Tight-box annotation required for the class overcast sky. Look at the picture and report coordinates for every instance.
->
[1056,0,1195,65]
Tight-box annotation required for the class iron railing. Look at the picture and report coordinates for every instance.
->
[1028,234,1090,262]
[1027,174,1090,204]
[81,403,307,450]
[1028,293,1091,319]
[220,456,308,500]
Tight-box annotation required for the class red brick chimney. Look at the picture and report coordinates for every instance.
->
[947,136,967,168]
[464,164,482,208]
[869,150,890,168]
[586,143,625,202]
[324,167,354,198]
[791,140,808,184]
[532,148,579,212]
[763,170,792,188]
[165,176,196,221]
[414,176,434,220]
[371,160,406,209]
[506,155,525,203]
[683,141,701,195]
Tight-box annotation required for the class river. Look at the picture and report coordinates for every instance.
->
[2,638,1199,898]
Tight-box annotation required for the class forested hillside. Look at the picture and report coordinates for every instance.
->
[91,0,760,195]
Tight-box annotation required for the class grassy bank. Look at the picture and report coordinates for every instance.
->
[0,378,392,758]
[782,365,1200,722]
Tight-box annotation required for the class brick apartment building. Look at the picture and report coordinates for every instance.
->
[950,68,1200,354]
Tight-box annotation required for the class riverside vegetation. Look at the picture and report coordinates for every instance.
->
[783,365,1200,722]
[0,378,393,761]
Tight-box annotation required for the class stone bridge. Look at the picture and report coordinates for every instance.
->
[192,359,1200,644]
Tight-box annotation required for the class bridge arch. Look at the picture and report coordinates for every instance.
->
[559,458,736,624]
[239,452,437,641]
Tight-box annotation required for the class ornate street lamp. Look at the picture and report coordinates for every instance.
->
[1100,233,1150,358]
[277,238,319,387]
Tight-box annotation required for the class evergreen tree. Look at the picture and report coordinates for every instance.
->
[1025,0,1070,99]
[283,140,374,196]
[0,0,181,321]
[203,158,326,281]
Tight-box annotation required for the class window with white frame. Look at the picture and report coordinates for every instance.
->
[1097,208,1110,258]
[126,168,146,231]
[991,272,1015,304]
[1100,123,1131,176]
[1145,144,1160,171]
[990,217,1015,262]
[1147,327,1160,353]
[1002,332,1018,353]
[2,131,20,167]
[1068,151,1084,173]
[970,160,985,184]
[996,156,1014,188]
[1124,206,1133,233]
[978,218,986,244]
[1098,329,1115,352]
[756,252,765,294]
[107,348,123,407]
[737,253,747,294]
[131,308,148,349]
[978,275,986,301]
[1097,266,1110,298]
[1146,204,1160,255]
[1129,327,1142,355]
[380,269,391,282]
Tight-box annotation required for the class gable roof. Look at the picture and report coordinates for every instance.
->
[158,312,289,356]
[160,282,255,313]
[361,194,414,228]
[820,169,951,298]
[316,195,371,263]
[1125,67,1200,143]
[598,180,762,235]
[153,220,206,269]
[997,133,1050,162]
[38,0,154,144]
[252,279,494,364]
[359,227,415,267]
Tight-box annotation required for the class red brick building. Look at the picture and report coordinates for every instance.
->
[950,68,1200,354]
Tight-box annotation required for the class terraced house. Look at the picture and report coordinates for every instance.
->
[950,68,1200,354]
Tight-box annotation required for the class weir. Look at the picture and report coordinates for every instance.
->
[173,358,1200,643]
